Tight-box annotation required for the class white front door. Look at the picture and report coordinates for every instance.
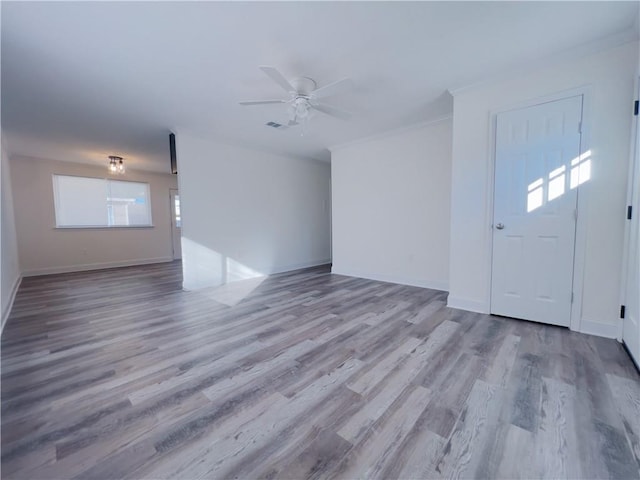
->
[491,95,583,327]
[170,189,182,260]
[622,88,640,367]
[623,202,640,366]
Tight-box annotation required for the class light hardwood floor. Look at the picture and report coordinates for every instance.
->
[2,262,639,479]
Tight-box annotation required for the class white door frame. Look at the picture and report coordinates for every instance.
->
[618,75,640,341]
[486,86,592,333]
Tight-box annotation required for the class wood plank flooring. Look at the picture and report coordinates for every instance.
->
[2,261,639,479]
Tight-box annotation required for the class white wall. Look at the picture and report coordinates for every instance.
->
[331,119,452,291]
[1,143,21,328]
[176,132,331,290]
[449,41,639,337]
[10,155,178,275]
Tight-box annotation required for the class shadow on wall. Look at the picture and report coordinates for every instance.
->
[181,237,267,305]
[399,90,454,126]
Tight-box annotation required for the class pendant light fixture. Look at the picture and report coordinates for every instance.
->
[108,155,125,174]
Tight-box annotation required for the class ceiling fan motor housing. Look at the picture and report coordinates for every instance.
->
[291,77,317,96]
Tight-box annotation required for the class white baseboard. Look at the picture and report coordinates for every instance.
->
[578,318,619,339]
[182,259,333,291]
[22,257,175,277]
[266,258,332,275]
[447,295,490,314]
[2,274,22,334]
[330,267,448,292]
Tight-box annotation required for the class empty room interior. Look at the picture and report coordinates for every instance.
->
[2,1,640,479]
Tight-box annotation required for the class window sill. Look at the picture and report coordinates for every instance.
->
[54,225,155,230]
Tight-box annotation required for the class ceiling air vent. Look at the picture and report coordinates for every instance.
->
[266,121,284,129]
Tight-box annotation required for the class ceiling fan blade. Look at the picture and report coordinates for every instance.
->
[239,100,287,106]
[311,78,353,99]
[311,103,352,120]
[259,66,296,94]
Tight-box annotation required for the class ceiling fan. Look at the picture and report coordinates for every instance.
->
[239,66,353,126]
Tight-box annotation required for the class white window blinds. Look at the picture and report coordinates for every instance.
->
[53,175,152,227]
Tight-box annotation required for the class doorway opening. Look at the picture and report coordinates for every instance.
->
[170,188,181,260]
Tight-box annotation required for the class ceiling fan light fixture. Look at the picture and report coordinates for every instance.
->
[295,99,309,119]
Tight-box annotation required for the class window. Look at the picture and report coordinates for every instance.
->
[53,175,152,228]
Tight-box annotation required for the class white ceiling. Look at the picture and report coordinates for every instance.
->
[2,1,638,172]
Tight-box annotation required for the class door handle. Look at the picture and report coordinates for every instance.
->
[495,223,505,230]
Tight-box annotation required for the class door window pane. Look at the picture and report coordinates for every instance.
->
[174,194,181,228]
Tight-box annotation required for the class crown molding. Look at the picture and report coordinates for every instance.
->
[328,114,453,154]
[172,127,327,164]
[448,28,639,97]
